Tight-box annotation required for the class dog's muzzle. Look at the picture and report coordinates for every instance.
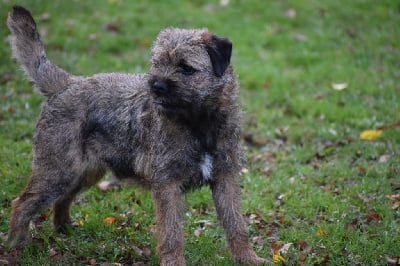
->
[151,80,169,95]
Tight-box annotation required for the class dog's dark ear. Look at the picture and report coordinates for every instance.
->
[204,34,232,77]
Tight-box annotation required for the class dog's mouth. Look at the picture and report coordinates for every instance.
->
[153,100,184,112]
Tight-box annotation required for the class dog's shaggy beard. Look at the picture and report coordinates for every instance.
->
[148,76,211,125]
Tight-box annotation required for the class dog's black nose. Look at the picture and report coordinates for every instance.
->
[152,80,169,95]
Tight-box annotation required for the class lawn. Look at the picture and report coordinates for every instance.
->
[0,0,399,265]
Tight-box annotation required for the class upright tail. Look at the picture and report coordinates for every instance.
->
[7,6,71,97]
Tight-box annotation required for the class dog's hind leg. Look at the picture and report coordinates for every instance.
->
[7,161,94,248]
[7,170,67,248]
[53,169,105,233]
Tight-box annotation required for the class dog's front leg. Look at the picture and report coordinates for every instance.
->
[211,176,267,265]
[152,182,185,266]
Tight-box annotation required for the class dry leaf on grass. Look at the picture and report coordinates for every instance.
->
[272,253,285,263]
[359,130,382,141]
[279,243,293,254]
[386,256,400,265]
[331,83,348,90]
[365,211,381,223]
[316,228,328,237]
[104,216,117,226]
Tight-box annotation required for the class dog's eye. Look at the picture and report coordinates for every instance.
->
[180,63,197,76]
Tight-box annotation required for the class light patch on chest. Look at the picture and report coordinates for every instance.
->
[200,153,213,181]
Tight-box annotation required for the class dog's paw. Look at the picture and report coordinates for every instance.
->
[234,249,268,265]
[159,257,186,266]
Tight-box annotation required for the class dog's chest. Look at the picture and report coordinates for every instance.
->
[199,152,213,181]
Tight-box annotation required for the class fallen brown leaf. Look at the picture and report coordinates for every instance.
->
[262,80,271,89]
[243,133,267,147]
[298,252,308,264]
[318,254,330,265]
[49,248,61,259]
[387,193,400,201]
[104,216,117,226]
[271,242,281,253]
[87,258,96,265]
[105,22,120,34]
[297,239,312,253]
[392,201,400,210]
[279,243,292,254]
[377,122,400,130]
[386,256,400,265]
[316,228,328,237]
[365,211,381,223]
[346,218,359,231]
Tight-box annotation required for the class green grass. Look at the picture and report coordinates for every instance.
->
[1,0,399,265]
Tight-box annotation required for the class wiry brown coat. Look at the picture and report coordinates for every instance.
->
[7,6,266,265]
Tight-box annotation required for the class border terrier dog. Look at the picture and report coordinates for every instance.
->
[7,6,266,265]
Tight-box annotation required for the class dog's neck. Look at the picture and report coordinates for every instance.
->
[188,108,225,153]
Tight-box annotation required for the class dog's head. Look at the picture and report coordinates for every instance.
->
[148,28,234,122]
